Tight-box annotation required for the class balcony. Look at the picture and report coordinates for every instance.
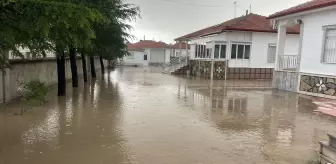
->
[278,55,298,71]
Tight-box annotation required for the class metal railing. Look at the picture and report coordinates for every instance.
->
[163,56,188,74]
[278,55,298,71]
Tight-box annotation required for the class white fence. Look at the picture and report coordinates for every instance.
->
[278,55,298,71]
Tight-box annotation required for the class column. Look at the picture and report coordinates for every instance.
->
[210,41,215,80]
[275,25,287,70]
[179,41,182,63]
[185,41,189,65]
[296,23,304,72]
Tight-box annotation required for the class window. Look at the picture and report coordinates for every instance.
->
[231,43,251,59]
[214,44,226,59]
[207,48,212,58]
[267,44,276,63]
[144,54,147,61]
[127,52,134,59]
[195,44,207,58]
[323,26,336,63]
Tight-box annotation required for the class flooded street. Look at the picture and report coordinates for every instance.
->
[1,67,336,164]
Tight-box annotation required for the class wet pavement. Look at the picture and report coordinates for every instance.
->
[1,67,336,164]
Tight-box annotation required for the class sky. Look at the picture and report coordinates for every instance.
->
[125,0,308,44]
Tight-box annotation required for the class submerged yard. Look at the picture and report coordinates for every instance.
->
[1,67,336,164]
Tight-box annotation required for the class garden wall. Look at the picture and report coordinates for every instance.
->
[0,57,103,103]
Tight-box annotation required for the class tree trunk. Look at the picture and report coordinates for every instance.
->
[81,52,88,82]
[69,47,78,87]
[90,56,96,78]
[57,49,66,96]
[99,55,105,75]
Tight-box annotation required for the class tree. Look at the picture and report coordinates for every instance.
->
[1,0,103,96]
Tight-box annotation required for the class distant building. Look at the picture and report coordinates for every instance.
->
[175,13,300,80]
[123,40,171,66]
[269,0,336,99]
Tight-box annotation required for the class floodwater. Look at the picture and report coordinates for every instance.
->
[1,67,336,164]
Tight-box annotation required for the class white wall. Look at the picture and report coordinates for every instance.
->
[298,9,336,75]
[165,49,171,63]
[149,49,165,63]
[250,32,299,68]
[226,31,252,42]
[122,51,148,66]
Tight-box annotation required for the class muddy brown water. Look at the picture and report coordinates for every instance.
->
[1,67,336,164]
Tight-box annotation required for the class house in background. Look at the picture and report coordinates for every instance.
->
[269,0,336,99]
[123,40,171,66]
[122,43,148,66]
[169,42,190,58]
[174,13,300,79]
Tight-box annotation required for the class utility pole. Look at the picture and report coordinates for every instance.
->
[234,1,237,18]
[250,4,252,13]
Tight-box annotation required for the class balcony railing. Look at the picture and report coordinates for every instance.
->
[278,55,298,71]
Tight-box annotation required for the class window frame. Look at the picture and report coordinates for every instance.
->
[230,42,252,60]
[214,43,227,59]
[321,25,336,64]
[267,43,277,63]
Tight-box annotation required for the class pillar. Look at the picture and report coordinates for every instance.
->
[210,41,215,80]
[179,41,182,63]
[275,24,287,70]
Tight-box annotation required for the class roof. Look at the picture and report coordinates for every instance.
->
[127,40,169,51]
[269,0,336,19]
[170,42,190,49]
[175,13,300,41]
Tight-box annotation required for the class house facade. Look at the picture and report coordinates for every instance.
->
[175,13,300,80]
[269,0,336,99]
[124,40,171,66]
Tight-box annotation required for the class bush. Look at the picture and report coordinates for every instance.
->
[20,80,49,113]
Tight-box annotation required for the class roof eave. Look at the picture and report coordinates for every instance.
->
[268,2,336,19]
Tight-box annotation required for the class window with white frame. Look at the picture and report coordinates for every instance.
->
[323,26,336,63]
[214,44,226,59]
[231,43,251,59]
[195,44,207,58]
[267,44,276,63]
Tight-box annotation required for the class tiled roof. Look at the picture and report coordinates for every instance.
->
[170,42,190,49]
[269,0,336,19]
[127,40,169,51]
[175,13,300,41]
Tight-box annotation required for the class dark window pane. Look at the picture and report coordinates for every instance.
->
[195,45,198,58]
[207,48,212,58]
[244,45,251,59]
[214,45,220,59]
[220,45,226,59]
[231,44,237,59]
[144,54,147,60]
[237,45,244,59]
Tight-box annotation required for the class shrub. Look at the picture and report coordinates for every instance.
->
[20,80,48,114]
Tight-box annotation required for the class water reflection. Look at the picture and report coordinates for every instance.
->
[1,67,336,164]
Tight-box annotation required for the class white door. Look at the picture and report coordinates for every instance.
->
[143,54,149,66]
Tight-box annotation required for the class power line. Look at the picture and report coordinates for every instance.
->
[159,0,225,8]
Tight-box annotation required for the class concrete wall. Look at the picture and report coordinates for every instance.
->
[122,51,148,66]
[298,9,336,76]
[251,32,299,68]
[0,57,102,103]
[272,70,299,92]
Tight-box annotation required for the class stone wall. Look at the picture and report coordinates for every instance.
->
[272,70,299,92]
[299,74,336,97]
[0,57,103,103]
[189,60,273,80]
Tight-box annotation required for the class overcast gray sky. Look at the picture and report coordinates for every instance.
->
[125,0,307,43]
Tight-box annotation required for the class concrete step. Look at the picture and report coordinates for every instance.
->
[329,134,336,149]
[320,141,336,162]
[320,154,336,164]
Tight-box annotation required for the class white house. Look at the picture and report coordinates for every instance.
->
[269,0,336,99]
[175,13,300,80]
[123,40,171,66]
